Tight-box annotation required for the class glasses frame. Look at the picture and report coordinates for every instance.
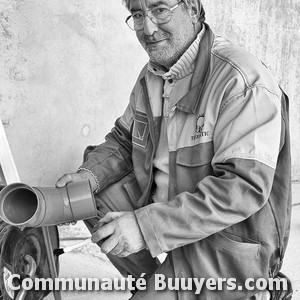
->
[125,1,183,31]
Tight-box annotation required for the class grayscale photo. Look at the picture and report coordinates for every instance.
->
[0,0,299,299]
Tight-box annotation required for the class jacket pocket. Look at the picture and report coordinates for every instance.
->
[123,173,143,208]
[207,230,261,259]
[181,230,264,299]
[94,172,142,214]
[174,142,214,194]
[176,142,213,167]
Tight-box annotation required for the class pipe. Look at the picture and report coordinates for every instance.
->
[0,180,97,228]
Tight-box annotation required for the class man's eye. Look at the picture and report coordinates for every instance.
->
[152,7,169,16]
[132,12,144,20]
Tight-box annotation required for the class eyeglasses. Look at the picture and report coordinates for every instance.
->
[125,2,183,31]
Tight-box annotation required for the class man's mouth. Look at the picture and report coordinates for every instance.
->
[147,38,166,43]
[145,39,167,46]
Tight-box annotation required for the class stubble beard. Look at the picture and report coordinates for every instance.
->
[142,40,185,69]
[139,26,196,69]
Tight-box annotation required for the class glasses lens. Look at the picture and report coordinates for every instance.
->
[126,5,175,31]
[151,7,172,23]
[126,15,145,31]
[126,16,135,30]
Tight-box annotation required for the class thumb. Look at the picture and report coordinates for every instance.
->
[55,173,75,188]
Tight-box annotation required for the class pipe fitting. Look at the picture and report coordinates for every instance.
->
[0,180,96,228]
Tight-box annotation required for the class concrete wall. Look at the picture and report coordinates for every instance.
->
[0,0,299,186]
[204,0,300,181]
[0,0,148,186]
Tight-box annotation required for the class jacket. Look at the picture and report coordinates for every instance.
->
[81,24,291,299]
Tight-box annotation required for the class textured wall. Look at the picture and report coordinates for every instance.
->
[0,0,299,186]
[0,0,148,185]
[204,0,300,180]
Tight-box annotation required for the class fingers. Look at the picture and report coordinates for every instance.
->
[100,235,119,255]
[57,221,77,226]
[92,212,144,257]
[117,251,131,258]
[100,236,130,257]
[92,212,123,233]
[109,242,124,256]
[55,170,98,192]
[55,173,79,188]
[91,222,114,243]
[92,222,102,233]
[99,212,124,224]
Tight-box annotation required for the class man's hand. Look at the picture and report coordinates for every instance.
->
[55,170,97,192]
[55,170,97,226]
[92,212,146,257]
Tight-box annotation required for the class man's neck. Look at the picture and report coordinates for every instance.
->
[148,23,206,81]
[158,23,203,70]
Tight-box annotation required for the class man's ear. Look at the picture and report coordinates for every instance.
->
[186,0,201,24]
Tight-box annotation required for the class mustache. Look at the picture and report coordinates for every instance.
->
[141,33,169,43]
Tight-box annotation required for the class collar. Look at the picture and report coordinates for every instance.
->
[148,26,206,81]
[176,23,214,113]
[139,23,215,114]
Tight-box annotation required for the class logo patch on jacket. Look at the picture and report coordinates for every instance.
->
[191,113,210,141]
[132,111,149,148]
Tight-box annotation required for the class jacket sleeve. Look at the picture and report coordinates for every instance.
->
[79,90,136,192]
[135,86,282,257]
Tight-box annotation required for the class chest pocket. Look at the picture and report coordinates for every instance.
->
[174,142,214,194]
[132,111,149,149]
[176,142,214,167]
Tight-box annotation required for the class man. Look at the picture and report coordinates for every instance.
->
[56,0,292,299]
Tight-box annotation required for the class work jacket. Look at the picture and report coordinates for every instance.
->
[81,24,291,299]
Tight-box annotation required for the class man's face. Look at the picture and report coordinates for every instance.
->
[128,0,197,68]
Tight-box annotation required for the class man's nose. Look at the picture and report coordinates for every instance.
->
[143,16,158,36]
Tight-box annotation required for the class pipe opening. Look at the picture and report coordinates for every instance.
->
[3,189,38,224]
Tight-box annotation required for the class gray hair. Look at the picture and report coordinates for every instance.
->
[122,0,206,23]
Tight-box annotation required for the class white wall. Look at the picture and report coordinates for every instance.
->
[0,0,299,186]
[204,0,300,180]
[0,0,148,185]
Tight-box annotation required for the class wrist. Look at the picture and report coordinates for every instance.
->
[77,168,100,193]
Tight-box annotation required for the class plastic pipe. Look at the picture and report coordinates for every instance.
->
[0,180,96,228]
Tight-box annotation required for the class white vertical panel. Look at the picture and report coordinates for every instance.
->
[0,120,20,184]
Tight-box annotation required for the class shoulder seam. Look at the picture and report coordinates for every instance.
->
[219,85,280,116]
[211,49,251,88]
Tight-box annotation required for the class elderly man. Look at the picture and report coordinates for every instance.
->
[56,0,292,299]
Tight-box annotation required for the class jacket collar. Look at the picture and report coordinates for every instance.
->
[139,23,214,114]
[147,26,206,81]
[176,23,214,113]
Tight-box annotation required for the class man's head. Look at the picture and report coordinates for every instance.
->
[124,0,206,69]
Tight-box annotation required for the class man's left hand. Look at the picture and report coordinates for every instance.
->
[91,212,146,257]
